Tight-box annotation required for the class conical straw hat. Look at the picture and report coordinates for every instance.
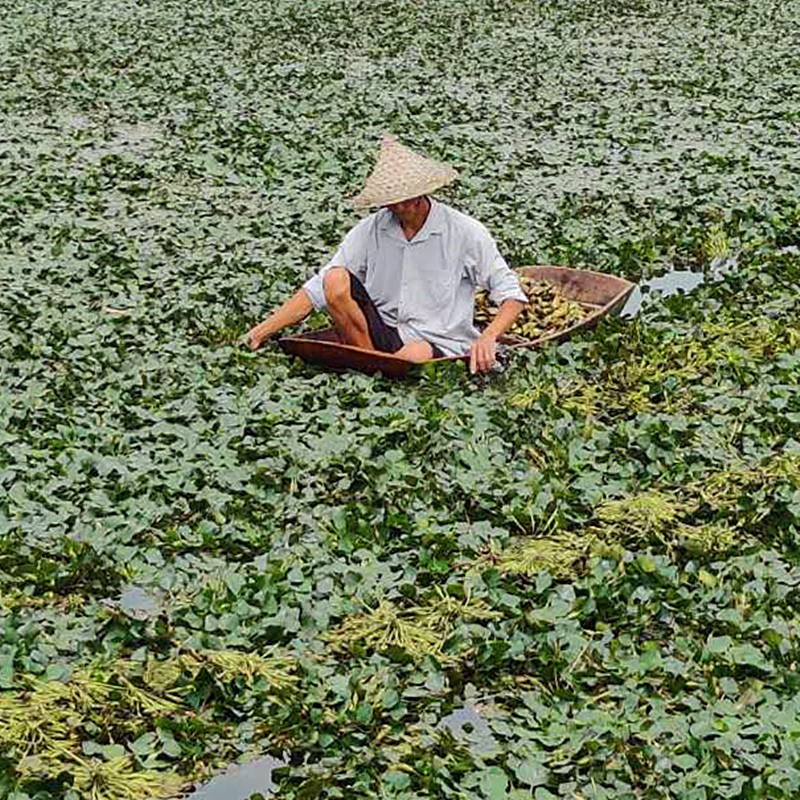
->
[350,134,458,208]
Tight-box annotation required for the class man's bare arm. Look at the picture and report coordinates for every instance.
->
[245,288,314,350]
[470,299,525,373]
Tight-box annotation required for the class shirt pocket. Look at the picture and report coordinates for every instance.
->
[367,239,404,313]
[404,244,456,322]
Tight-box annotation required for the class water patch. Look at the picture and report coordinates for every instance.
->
[118,586,161,620]
[437,702,498,754]
[621,269,706,317]
[185,755,287,800]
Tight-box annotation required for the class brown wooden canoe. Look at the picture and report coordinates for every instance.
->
[278,266,635,378]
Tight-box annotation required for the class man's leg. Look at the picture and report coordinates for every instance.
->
[394,341,434,362]
[323,269,439,362]
[323,267,374,349]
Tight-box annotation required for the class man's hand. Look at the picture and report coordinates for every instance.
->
[243,323,271,350]
[470,332,498,374]
[470,298,525,373]
[243,288,315,352]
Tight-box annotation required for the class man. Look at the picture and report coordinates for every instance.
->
[245,134,526,373]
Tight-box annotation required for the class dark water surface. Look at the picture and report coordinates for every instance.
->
[184,755,287,800]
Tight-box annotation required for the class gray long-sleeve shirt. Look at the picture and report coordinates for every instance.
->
[303,199,526,357]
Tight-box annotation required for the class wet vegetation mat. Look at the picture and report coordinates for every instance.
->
[2,0,800,798]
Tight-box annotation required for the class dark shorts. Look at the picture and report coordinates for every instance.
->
[347,272,445,359]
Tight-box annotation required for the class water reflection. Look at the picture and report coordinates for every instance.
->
[185,755,286,800]
[621,269,705,317]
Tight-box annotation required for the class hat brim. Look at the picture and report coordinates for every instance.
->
[349,133,458,209]
[349,172,458,209]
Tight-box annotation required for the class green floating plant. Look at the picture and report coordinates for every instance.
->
[0,692,76,757]
[18,750,183,800]
[421,585,504,630]
[675,521,739,555]
[491,486,750,579]
[697,455,800,504]
[496,533,595,579]
[702,222,733,262]
[0,649,300,799]
[595,491,687,543]
[326,600,445,660]
[2,0,800,795]
[179,649,299,691]
[1,669,184,800]
[325,587,502,660]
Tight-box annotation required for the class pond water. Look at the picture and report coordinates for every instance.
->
[184,755,287,800]
[437,702,498,754]
[621,269,706,317]
[118,586,162,620]
[181,706,495,799]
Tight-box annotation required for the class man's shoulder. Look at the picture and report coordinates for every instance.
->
[341,208,390,240]
[436,202,495,242]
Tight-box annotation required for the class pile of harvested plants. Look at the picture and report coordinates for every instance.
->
[475,275,590,339]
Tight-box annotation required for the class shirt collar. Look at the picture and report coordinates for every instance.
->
[414,198,445,241]
[378,197,446,243]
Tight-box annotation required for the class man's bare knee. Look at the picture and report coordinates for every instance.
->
[323,267,351,306]
[395,341,434,363]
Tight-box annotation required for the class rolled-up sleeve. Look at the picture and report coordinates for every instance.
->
[466,226,527,305]
[302,219,371,310]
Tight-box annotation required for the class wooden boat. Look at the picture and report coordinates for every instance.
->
[278,266,635,378]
